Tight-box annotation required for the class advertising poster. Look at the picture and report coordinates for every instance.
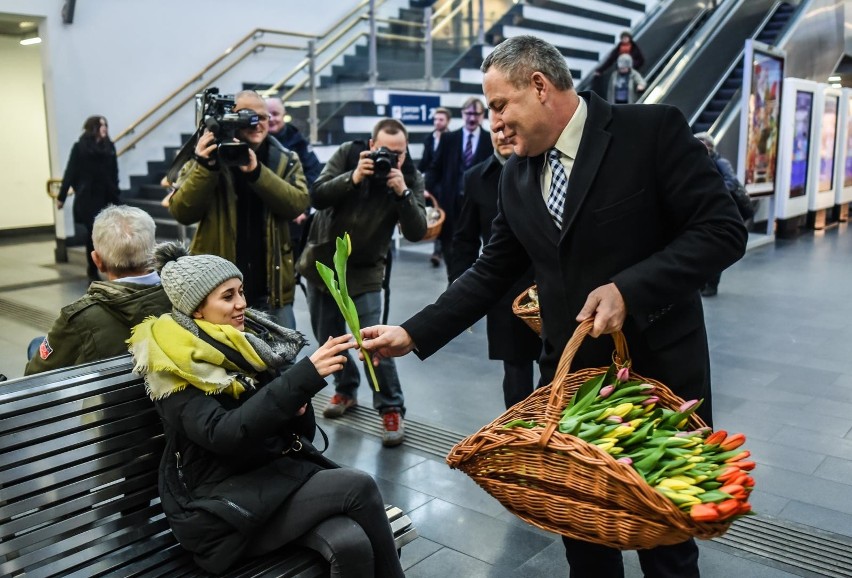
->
[744,51,783,193]
[818,95,838,192]
[845,97,852,188]
[790,90,813,199]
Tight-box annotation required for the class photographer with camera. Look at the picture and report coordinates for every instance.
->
[169,89,309,329]
[297,118,426,446]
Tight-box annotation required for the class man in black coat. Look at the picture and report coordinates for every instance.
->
[419,107,451,266]
[362,35,747,577]
[449,129,540,408]
[428,97,493,277]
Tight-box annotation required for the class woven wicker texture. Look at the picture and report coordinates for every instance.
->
[512,285,541,335]
[421,191,446,242]
[446,319,732,549]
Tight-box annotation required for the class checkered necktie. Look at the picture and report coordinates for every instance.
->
[547,148,568,229]
[463,132,474,169]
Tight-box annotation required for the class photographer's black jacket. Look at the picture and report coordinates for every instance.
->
[297,140,426,296]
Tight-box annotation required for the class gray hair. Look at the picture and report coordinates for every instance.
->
[92,205,156,274]
[481,35,573,91]
[694,131,716,152]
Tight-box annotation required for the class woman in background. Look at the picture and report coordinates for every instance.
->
[57,115,120,281]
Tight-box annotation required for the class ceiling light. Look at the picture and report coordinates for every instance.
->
[20,35,41,46]
[828,75,841,82]
[831,83,842,88]
[19,21,36,29]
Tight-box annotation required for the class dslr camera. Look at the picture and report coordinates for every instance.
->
[195,87,258,166]
[367,147,400,182]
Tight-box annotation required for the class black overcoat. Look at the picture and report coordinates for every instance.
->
[449,154,540,363]
[404,92,747,423]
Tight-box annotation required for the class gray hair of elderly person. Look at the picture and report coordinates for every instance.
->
[693,131,716,153]
[480,35,574,91]
[91,205,156,275]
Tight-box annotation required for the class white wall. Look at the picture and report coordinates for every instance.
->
[0,34,53,229]
[0,0,357,229]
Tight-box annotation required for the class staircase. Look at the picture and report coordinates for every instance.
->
[121,0,659,242]
[691,1,797,134]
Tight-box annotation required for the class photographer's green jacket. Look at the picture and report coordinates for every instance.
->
[298,140,427,296]
[169,139,309,308]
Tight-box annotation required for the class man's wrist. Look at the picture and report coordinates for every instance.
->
[395,188,412,201]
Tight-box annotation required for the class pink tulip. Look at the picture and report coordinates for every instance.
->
[679,399,700,412]
[641,396,660,406]
[616,367,630,382]
[617,457,633,465]
[599,385,615,398]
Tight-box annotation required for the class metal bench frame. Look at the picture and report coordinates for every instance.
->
[1,356,416,577]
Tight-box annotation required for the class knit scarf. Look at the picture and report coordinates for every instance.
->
[128,313,288,401]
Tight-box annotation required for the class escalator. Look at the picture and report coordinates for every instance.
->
[691,2,797,133]
[577,0,710,94]
[640,0,802,128]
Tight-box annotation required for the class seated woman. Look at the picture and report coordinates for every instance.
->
[128,242,405,577]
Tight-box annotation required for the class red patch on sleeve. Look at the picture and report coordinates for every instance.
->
[39,338,53,360]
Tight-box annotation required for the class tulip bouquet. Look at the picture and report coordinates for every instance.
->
[315,233,380,391]
[506,363,755,524]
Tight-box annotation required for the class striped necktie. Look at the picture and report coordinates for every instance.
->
[546,148,568,229]
[463,132,474,168]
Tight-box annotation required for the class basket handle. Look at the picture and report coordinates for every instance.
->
[424,191,441,211]
[539,318,629,447]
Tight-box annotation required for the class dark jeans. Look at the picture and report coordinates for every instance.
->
[306,282,405,414]
[502,359,535,408]
[247,469,404,578]
[562,536,699,578]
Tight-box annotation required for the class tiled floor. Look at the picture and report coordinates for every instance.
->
[2,225,852,577]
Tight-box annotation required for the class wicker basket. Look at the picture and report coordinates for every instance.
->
[446,319,733,549]
[420,191,446,242]
[512,285,542,335]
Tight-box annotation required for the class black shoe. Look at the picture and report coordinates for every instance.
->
[429,254,441,267]
[700,286,718,297]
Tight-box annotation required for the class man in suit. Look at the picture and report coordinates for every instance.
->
[419,107,451,267]
[449,129,540,408]
[428,96,493,277]
[361,35,747,577]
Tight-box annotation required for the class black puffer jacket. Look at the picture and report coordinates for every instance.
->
[155,356,330,573]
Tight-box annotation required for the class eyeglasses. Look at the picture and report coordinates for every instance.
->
[462,110,484,117]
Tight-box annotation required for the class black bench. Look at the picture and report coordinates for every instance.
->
[0,356,417,577]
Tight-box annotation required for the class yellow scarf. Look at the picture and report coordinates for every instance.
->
[128,314,268,400]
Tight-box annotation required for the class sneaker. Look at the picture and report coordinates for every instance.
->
[700,285,718,297]
[323,394,356,418]
[381,411,405,447]
[429,253,441,268]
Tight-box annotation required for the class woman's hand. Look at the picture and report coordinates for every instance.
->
[309,334,356,378]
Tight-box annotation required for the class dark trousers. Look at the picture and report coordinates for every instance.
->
[247,469,404,578]
[562,536,699,578]
[502,359,534,408]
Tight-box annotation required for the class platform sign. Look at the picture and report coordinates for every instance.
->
[808,84,841,211]
[388,93,441,126]
[835,88,852,205]
[738,40,785,195]
[774,78,818,219]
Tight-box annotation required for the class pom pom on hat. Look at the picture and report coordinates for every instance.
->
[154,242,243,316]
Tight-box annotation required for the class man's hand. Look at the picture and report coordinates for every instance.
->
[293,212,309,225]
[386,167,406,196]
[352,150,374,185]
[360,325,415,365]
[238,146,258,173]
[576,282,626,337]
[194,130,218,164]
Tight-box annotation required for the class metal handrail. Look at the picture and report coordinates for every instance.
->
[688,1,783,127]
[281,33,367,101]
[432,0,473,36]
[640,0,743,105]
[113,27,313,149]
[643,8,709,86]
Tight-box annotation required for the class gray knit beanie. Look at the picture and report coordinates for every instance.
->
[154,242,243,316]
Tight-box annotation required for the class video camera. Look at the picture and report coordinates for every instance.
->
[195,87,258,166]
[367,147,400,182]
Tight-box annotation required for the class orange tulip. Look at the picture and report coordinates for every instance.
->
[690,502,720,522]
[705,430,727,446]
[716,499,741,520]
[720,433,746,451]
